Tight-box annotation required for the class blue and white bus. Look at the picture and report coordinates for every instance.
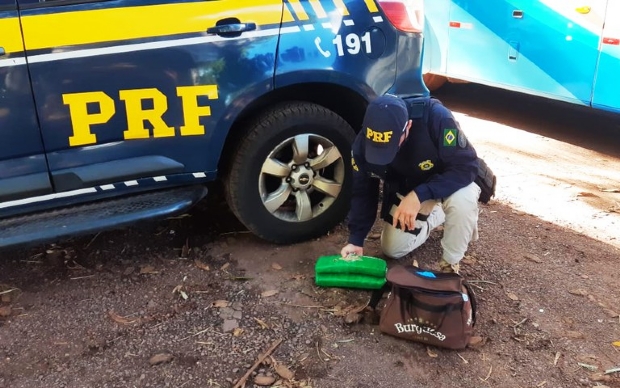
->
[421,0,620,114]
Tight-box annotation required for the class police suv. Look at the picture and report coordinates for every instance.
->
[0,0,427,248]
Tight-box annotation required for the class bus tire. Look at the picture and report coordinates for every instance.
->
[225,101,355,244]
[423,73,447,91]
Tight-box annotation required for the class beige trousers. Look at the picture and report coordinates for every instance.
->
[380,182,481,264]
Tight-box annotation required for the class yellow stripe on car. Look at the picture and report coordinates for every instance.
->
[287,0,310,20]
[0,17,26,54]
[333,0,350,16]
[20,0,283,51]
[308,0,328,18]
[363,0,379,13]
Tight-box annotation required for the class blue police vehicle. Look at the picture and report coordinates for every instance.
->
[0,0,427,248]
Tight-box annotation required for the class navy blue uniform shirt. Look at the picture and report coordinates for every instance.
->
[347,97,479,247]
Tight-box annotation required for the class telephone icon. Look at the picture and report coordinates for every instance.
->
[314,37,331,58]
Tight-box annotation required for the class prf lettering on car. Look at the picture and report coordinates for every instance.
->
[63,85,218,147]
[0,0,425,249]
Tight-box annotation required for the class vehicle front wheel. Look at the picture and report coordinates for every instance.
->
[225,102,356,244]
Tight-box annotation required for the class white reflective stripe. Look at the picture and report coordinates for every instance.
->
[343,20,354,26]
[322,22,332,29]
[303,24,315,31]
[0,172,206,210]
[27,27,286,64]
[0,188,97,209]
[373,16,383,23]
[281,26,301,34]
[0,57,27,68]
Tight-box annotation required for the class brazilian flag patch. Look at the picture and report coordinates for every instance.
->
[443,128,457,147]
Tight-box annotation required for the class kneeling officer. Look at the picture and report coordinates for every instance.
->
[341,94,481,273]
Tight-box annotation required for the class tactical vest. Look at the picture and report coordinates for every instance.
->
[375,97,442,220]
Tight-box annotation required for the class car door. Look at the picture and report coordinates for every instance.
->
[17,0,281,192]
[0,0,52,204]
[504,0,607,104]
[592,1,620,112]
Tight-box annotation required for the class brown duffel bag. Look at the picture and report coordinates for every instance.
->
[370,265,477,350]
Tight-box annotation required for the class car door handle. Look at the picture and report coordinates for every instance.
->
[512,10,523,18]
[206,23,256,36]
[0,47,5,56]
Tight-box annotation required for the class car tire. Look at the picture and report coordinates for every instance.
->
[225,101,356,244]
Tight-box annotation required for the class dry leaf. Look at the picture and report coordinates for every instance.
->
[232,328,244,337]
[524,254,542,263]
[0,306,11,317]
[344,312,362,324]
[506,292,519,301]
[212,300,229,308]
[272,263,283,270]
[149,353,173,365]
[275,363,295,380]
[108,310,137,325]
[612,341,620,347]
[254,317,269,329]
[565,331,585,339]
[261,290,279,298]
[194,260,210,271]
[220,263,230,271]
[333,303,368,317]
[254,375,276,386]
[426,346,438,358]
[179,291,188,300]
[601,188,620,193]
[461,255,477,265]
[568,289,588,296]
[577,192,598,198]
[139,265,158,274]
[591,373,611,382]
[604,310,619,318]
[468,336,485,348]
[181,239,190,258]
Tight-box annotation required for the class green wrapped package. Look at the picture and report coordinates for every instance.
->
[314,254,387,290]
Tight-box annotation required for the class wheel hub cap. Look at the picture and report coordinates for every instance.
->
[289,165,314,190]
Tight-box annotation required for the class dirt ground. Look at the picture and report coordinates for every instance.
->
[1,84,619,388]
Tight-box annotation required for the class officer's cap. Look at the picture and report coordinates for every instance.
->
[362,94,409,166]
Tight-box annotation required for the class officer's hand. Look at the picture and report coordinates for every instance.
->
[393,191,421,231]
[341,243,363,258]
